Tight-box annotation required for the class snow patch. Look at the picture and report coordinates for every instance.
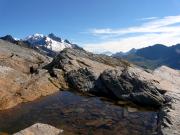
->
[24,33,73,52]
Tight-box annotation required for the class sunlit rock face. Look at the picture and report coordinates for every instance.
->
[0,40,68,110]
[153,66,180,135]
[13,123,63,135]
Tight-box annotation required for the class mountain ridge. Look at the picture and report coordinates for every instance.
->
[0,33,82,57]
[112,44,180,69]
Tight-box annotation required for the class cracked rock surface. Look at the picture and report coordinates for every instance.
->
[153,66,180,135]
[0,40,68,110]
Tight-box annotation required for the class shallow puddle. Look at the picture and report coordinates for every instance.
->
[0,91,159,135]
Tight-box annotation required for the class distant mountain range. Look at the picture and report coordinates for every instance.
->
[112,48,137,57]
[101,51,114,56]
[1,34,180,70]
[112,44,180,70]
[0,33,82,57]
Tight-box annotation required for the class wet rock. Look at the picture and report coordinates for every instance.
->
[129,92,165,107]
[13,123,63,135]
[127,107,138,112]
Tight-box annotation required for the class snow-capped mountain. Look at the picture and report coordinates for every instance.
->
[0,33,82,57]
[24,33,75,52]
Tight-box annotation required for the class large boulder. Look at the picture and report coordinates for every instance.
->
[100,69,165,107]
[46,48,167,107]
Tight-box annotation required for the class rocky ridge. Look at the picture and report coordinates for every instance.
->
[113,44,180,70]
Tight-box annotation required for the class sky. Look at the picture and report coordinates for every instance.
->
[1,0,180,53]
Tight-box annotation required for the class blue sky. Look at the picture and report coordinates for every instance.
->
[1,0,180,52]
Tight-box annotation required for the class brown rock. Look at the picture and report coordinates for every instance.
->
[0,40,67,110]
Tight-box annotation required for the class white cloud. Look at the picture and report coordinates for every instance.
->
[140,17,159,20]
[84,15,180,53]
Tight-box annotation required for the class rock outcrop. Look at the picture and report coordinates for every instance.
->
[13,123,63,135]
[45,48,167,107]
[0,40,68,110]
[153,66,180,135]
[0,40,172,109]
[99,69,165,107]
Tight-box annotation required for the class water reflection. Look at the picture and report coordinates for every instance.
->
[0,91,158,135]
